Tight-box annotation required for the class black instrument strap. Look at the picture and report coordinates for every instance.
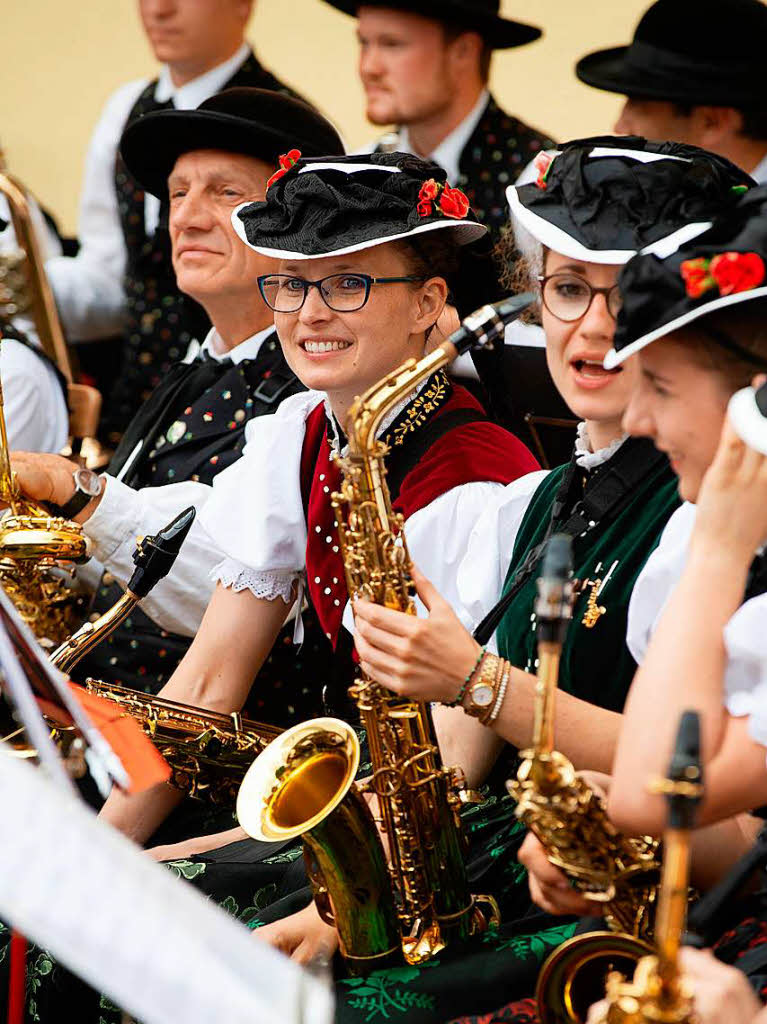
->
[473,440,668,645]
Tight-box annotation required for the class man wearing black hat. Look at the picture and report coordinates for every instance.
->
[576,0,767,183]
[322,1,554,239]
[13,88,344,725]
[44,0,313,443]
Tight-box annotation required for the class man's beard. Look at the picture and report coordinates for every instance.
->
[365,85,452,129]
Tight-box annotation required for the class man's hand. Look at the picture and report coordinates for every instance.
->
[254,901,339,967]
[8,452,80,507]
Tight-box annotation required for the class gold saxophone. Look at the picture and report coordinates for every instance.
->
[592,712,702,1024]
[45,506,282,803]
[237,296,533,974]
[505,534,661,1024]
[0,350,89,648]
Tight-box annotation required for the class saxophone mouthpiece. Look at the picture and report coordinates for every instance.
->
[127,506,196,599]
[649,710,704,830]
[534,533,573,645]
[447,292,535,358]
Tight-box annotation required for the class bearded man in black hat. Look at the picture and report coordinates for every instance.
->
[12,88,344,729]
[45,0,315,444]
[321,0,555,240]
[577,0,767,183]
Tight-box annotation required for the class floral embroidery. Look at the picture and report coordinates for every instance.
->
[417,178,471,220]
[534,151,554,190]
[341,962,439,1021]
[680,251,766,299]
[266,148,302,189]
[164,858,207,881]
[389,370,449,446]
[484,920,577,957]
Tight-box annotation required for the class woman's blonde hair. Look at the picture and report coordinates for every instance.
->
[494,213,545,324]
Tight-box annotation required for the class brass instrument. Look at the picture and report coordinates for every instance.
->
[80,679,281,805]
[506,534,660,1024]
[237,295,534,973]
[0,354,89,647]
[50,506,196,673]
[0,149,73,381]
[593,712,703,1024]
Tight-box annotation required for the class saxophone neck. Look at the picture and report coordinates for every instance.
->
[50,591,137,673]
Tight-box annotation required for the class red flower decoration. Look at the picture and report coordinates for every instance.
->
[266,148,302,190]
[709,251,766,295]
[417,178,440,217]
[681,251,766,299]
[680,257,714,298]
[534,151,553,189]
[438,185,470,220]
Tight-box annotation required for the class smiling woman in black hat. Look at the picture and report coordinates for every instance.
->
[576,0,767,182]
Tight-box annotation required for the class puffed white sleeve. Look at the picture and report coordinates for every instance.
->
[85,475,222,637]
[45,80,147,342]
[454,471,549,652]
[626,502,696,665]
[199,391,324,603]
[723,595,767,750]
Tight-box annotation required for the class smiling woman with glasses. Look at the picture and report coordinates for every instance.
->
[257,271,427,312]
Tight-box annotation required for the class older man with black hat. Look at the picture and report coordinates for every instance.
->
[576,0,767,183]
[322,0,555,239]
[11,88,344,727]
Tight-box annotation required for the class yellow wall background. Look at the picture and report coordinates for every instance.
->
[1,1,648,235]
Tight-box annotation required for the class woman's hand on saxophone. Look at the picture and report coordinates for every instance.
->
[518,831,594,918]
[254,901,339,967]
[353,564,481,704]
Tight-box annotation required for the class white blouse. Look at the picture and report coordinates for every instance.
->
[199,390,509,637]
[627,501,767,750]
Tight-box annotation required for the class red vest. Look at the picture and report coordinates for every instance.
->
[299,385,539,647]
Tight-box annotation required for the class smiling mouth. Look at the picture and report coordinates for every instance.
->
[572,359,622,377]
[301,340,353,353]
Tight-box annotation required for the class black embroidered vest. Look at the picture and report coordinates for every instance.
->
[105,51,305,443]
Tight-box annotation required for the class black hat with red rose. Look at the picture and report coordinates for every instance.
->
[232,151,486,259]
[606,184,767,368]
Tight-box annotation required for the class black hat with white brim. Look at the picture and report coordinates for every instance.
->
[232,151,486,259]
[606,184,767,368]
[506,136,754,267]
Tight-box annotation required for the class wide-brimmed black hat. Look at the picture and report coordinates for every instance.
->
[233,151,486,260]
[321,0,541,49]
[576,0,767,108]
[606,185,767,368]
[119,88,345,199]
[508,136,754,265]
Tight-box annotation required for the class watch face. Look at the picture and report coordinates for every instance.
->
[74,467,102,498]
[470,682,494,708]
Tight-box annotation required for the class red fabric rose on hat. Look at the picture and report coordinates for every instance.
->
[534,151,553,190]
[438,185,470,220]
[709,252,766,295]
[417,178,440,217]
[680,257,715,299]
[266,148,302,190]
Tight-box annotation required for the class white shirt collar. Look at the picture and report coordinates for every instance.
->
[574,421,628,470]
[750,149,767,185]
[154,42,250,109]
[396,90,490,183]
[183,324,275,365]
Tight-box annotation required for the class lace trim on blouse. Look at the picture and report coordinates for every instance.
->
[575,421,628,471]
[212,557,298,604]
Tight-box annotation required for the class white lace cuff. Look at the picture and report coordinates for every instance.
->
[211,558,298,604]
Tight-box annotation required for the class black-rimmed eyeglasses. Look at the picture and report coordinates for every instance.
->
[257,273,426,313]
[537,273,623,322]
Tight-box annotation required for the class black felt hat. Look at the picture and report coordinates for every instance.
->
[508,136,755,265]
[606,185,767,368]
[119,88,345,198]
[576,0,767,108]
[320,0,541,49]
[233,151,486,259]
